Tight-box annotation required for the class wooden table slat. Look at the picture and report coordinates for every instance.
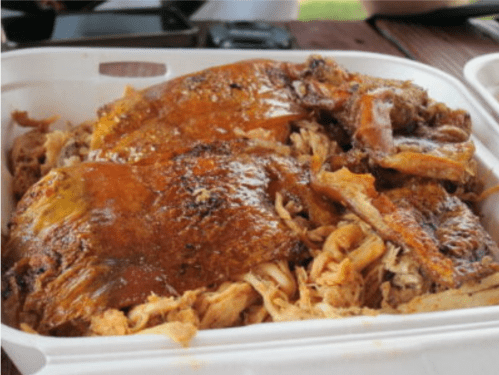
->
[287,20,405,56]
[373,19,499,80]
[373,18,499,122]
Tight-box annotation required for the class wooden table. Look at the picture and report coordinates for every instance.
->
[2,17,499,375]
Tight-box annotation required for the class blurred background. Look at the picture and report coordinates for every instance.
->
[298,0,367,21]
[1,0,369,47]
[1,0,486,48]
[1,0,369,21]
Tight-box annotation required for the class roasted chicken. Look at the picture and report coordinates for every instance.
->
[3,55,498,337]
[3,143,316,335]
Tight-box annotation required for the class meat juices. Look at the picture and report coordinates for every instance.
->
[2,56,498,336]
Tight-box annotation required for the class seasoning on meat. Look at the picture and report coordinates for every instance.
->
[2,55,498,341]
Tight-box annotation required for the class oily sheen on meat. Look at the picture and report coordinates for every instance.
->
[3,56,498,337]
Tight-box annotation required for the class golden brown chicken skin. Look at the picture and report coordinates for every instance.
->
[90,59,311,164]
[385,181,499,282]
[2,145,315,335]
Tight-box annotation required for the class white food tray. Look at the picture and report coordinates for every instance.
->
[2,48,499,375]
[464,52,499,117]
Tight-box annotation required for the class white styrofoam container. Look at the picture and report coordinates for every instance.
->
[2,48,499,375]
[464,52,499,117]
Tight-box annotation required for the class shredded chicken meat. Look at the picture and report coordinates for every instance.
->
[2,55,498,341]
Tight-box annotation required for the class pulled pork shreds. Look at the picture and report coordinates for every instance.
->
[9,113,93,200]
[3,56,499,345]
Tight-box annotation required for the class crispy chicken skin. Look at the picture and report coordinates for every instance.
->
[386,182,499,281]
[2,144,314,335]
[90,59,311,163]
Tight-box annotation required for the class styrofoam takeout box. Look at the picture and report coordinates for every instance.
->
[2,48,499,375]
[464,52,499,117]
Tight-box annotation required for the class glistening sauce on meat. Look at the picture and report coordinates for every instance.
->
[3,56,499,339]
[3,149,313,334]
[90,60,309,164]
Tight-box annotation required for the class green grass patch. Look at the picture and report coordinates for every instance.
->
[298,0,367,21]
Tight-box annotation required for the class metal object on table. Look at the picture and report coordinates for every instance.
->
[207,21,293,49]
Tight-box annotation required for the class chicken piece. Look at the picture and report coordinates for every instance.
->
[286,56,355,113]
[55,121,93,168]
[301,69,473,182]
[327,76,428,143]
[417,101,472,143]
[10,110,60,133]
[10,56,475,193]
[351,88,396,154]
[9,114,93,201]
[324,73,471,146]
[377,137,476,182]
[89,55,373,165]
[2,147,312,335]
[90,59,311,164]
[8,129,48,201]
[311,167,499,287]
[385,182,499,280]
[396,272,499,314]
[8,112,61,200]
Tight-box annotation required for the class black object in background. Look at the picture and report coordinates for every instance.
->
[2,1,104,14]
[166,0,205,18]
[1,6,199,48]
[208,22,293,49]
[1,1,103,43]
[368,0,499,26]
